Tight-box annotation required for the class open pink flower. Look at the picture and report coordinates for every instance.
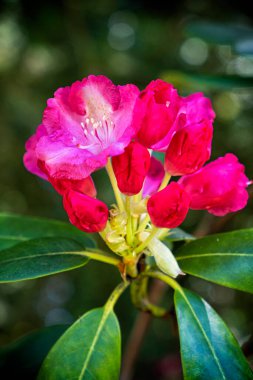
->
[63,189,109,233]
[179,153,250,216]
[24,75,139,180]
[133,79,180,151]
[147,182,191,228]
[165,93,215,176]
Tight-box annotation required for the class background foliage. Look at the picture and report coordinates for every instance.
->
[0,0,253,378]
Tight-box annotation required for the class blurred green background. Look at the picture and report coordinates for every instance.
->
[1,0,253,379]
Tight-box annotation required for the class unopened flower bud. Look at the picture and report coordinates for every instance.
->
[133,79,180,151]
[147,182,190,228]
[49,176,97,197]
[165,120,213,176]
[148,237,184,278]
[179,153,250,216]
[63,189,108,233]
[112,141,150,195]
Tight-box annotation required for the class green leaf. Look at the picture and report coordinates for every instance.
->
[0,325,67,379]
[175,287,253,380]
[0,213,96,251]
[185,21,253,45]
[0,237,90,282]
[162,71,253,93]
[175,228,253,293]
[166,228,195,242]
[38,307,121,380]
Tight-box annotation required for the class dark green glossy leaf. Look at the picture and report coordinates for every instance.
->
[175,287,253,380]
[0,237,90,282]
[235,38,253,55]
[175,229,253,293]
[0,213,96,251]
[0,325,67,379]
[185,21,253,45]
[166,228,195,242]
[38,307,121,380]
[162,71,253,93]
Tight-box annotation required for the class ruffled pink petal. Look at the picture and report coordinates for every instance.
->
[179,93,215,126]
[23,125,48,180]
[36,136,107,179]
[24,76,140,181]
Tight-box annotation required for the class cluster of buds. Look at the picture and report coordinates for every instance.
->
[24,75,250,278]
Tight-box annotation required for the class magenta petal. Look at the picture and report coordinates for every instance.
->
[36,136,107,179]
[23,125,48,180]
[24,75,140,181]
[143,157,165,197]
[179,153,249,216]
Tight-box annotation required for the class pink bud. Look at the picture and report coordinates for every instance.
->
[63,189,109,233]
[49,176,97,198]
[165,92,214,176]
[179,153,250,216]
[112,141,150,195]
[165,120,213,176]
[147,182,190,228]
[132,80,180,151]
[143,157,165,197]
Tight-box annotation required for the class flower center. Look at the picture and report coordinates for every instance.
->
[79,115,114,138]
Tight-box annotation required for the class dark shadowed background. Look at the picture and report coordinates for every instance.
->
[0,0,253,378]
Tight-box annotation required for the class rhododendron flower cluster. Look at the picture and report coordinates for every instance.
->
[24,75,250,278]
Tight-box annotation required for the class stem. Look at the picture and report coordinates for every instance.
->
[130,277,167,317]
[144,270,182,293]
[126,197,133,245]
[158,171,171,191]
[105,280,130,312]
[137,214,150,234]
[106,159,125,213]
[134,227,158,254]
[132,192,142,233]
[78,249,121,266]
[135,172,171,236]
[121,279,167,380]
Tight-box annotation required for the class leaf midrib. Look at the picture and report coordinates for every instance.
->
[178,290,226,380]
[0,251,87,265]
[78,308,111,380]
[176,253,253,261]
[0,235,28,241]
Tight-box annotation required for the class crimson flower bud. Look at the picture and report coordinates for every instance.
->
[147,182,190,228]
[179,153,250,216]
[63,189,108,233]
[112,141,150,195]
[165,120,213,176]
[132,80,180,151]
[49,176,97,198]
